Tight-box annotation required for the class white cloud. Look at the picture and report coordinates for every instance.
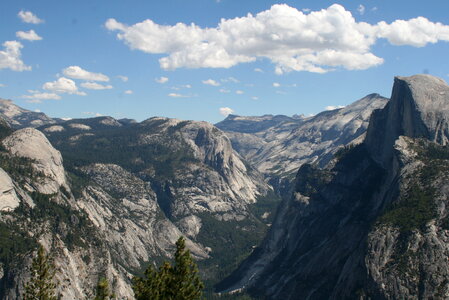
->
[124,90,133,94]
[376,17,449,47]
[22,91,61,102]
[117,75,128,82]
[325,105,345,111]
[219,88,231,93]
[357,5,365,15]
[16,30,42,41]
[43,77,86,95]
[0,41,31,71]
[202,79,220,86]
[63,66,110,82]
[168,93,189,98]
[236,90,244,95]
[252,96,259,100]
[106,4,449,74]
[0,84,5,87]
[34,109,41,112]
[155,76,169,84]
[219,107,234,116]
[18,10,44,24]
[254,68,264,73]
[81,82,113,90]
[273,82,281,88]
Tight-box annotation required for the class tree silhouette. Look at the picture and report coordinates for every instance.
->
[24,245,57,300]
[133,236,204,300]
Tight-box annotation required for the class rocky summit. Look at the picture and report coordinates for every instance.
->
[218,74,449,299]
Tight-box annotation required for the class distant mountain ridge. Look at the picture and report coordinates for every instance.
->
[217,93,389,178]
[0,99,59,129]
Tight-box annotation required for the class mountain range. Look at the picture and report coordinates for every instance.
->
[1,74,448,299]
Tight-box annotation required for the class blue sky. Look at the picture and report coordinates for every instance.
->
[1,0,449,123]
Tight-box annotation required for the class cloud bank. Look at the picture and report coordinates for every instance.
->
[106,4,449,73]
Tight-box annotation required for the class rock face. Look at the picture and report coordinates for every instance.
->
[0,168,20,211]
[0,99,57,128]
[2,128,68,194]
[219,75,449,299]
[366,74,449,166]
[217,94,388,178]
[36,116,273,288]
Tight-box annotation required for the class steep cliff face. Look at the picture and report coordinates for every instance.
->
[220,75,449,299]
[366,74,449,166]
[217,94,388,178]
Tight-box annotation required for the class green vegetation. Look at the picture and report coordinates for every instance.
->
[133,236,204,300]
[14,192,99,251]
[94,277,114,300]
[24,245,57,300]
[196,213,267,286]
[249,192,282,224]
[0,154,44,184]
[44,122,198,181]
[0,221,36,269]
[378,183,436,232]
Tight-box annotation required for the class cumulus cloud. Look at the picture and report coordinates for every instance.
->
[236,90,244,94]
[0,41,31,71]
[219,88,230,93]
[273,82,281,87]
[106,4,449,73]
[219,107,234,116]
[124,90,133,94]
[22,91,61,102]
[63,66,110,82]
[117,75,128,82]
[43,77,86,95]
[252,96,259,100]
[376,17,449,47]
[325,105,345,111]
[81,82,113,90]
[16,30,42,41]
[155,76,169,84]
[254,68,264,73]
[18,10,44,24]
[202,79,220,86]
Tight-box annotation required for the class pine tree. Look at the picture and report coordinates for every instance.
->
[94,277,114,300]
[133,236,204,300]
[170,237,204,300]
[24,245,57,300]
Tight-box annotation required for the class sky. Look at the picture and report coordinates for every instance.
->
[1,0,449,123]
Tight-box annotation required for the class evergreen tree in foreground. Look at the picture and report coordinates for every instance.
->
[94,277,114,300]
[133,236,204,300]
[24,245,57,300]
